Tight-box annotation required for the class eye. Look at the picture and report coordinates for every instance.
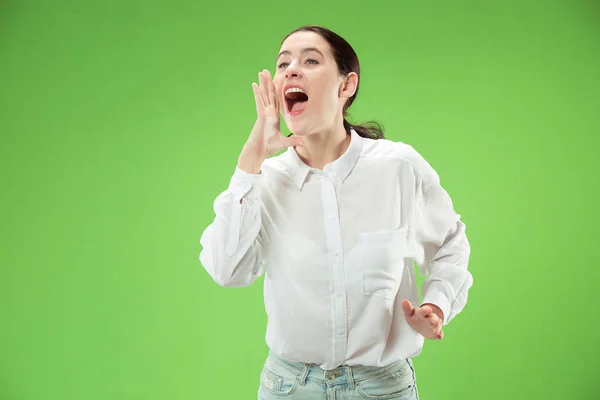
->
[277,62,289,69]
[306,59,318,64]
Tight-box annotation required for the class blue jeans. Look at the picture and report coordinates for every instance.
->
[258,353,419,400]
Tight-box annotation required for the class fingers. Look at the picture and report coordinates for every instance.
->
[428,314,444,340]
[258,71,269,107]
[265,70,275,106]
[274,81,282,114]
[430,329,444,340]
[260,69,276,107]
[417,305,444,340]
[421,308,440,327]
[401,300,414,317]
[403,300,445,340]
[421,305,432,318]
[433,323,444,340]
[255,70,278,113]
[251,82,262,113]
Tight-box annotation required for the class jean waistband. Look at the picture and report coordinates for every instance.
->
[266,352,411,386]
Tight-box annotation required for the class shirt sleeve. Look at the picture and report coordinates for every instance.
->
[199,166,266,287]
[411,158,473,326]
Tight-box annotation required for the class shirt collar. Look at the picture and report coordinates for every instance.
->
[283,128,363,189]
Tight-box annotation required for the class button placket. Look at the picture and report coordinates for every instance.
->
[320,177,347,367]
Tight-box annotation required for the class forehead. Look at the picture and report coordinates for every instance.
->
[279,31,331,56]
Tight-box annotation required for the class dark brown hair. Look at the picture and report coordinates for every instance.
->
[282,25,385,140]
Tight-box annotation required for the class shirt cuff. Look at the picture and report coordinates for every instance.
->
[421,290,452,326]
[229,166,263,202]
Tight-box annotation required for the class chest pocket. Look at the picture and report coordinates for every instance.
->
[359,226,410,300]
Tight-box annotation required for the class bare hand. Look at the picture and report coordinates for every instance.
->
[401,300,444,340]
[247,70,303,160]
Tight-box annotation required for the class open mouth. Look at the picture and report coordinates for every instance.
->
[284,89,309,115]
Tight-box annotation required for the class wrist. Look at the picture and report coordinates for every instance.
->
[238,145,265,174]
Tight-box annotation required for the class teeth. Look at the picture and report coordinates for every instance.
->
[285,87,305,95]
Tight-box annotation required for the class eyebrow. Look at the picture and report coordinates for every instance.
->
[277,47,325,60]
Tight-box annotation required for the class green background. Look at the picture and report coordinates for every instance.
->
[1,0,598,399]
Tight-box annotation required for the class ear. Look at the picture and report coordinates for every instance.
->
[339,72,358,100]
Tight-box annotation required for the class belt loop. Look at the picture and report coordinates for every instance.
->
[298,363,310,386]
[346,366,355,390]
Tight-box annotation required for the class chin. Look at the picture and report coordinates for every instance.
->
[285,119,325,138]
[284,120,309,137]
[289,127,308,136]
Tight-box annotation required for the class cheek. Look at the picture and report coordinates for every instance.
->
[315,86,339,109]
[316,79,340,103]
[273,75,283,90]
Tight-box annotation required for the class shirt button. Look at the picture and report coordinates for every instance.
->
[338,329,344,336]
[334,251,339,256]
[336,292,342,298]
[328,213,334,219]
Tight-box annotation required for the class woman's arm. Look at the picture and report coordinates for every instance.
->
[415,177,473,326]
[199,70,302,287]
[402,146,473,327]
[199,166,265,287]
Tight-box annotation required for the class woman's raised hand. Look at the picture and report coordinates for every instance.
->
[238,70,303,174]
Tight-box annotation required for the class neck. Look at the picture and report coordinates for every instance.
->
[294,123,350,170]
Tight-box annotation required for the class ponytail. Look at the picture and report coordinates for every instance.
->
[287,119,385,140]
[343,118,385,140]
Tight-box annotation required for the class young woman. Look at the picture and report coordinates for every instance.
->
[199,25,473,400]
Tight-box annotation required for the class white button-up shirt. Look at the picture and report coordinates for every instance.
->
[199,129,473,370]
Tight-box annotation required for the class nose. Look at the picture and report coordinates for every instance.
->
[285,62,303,79]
